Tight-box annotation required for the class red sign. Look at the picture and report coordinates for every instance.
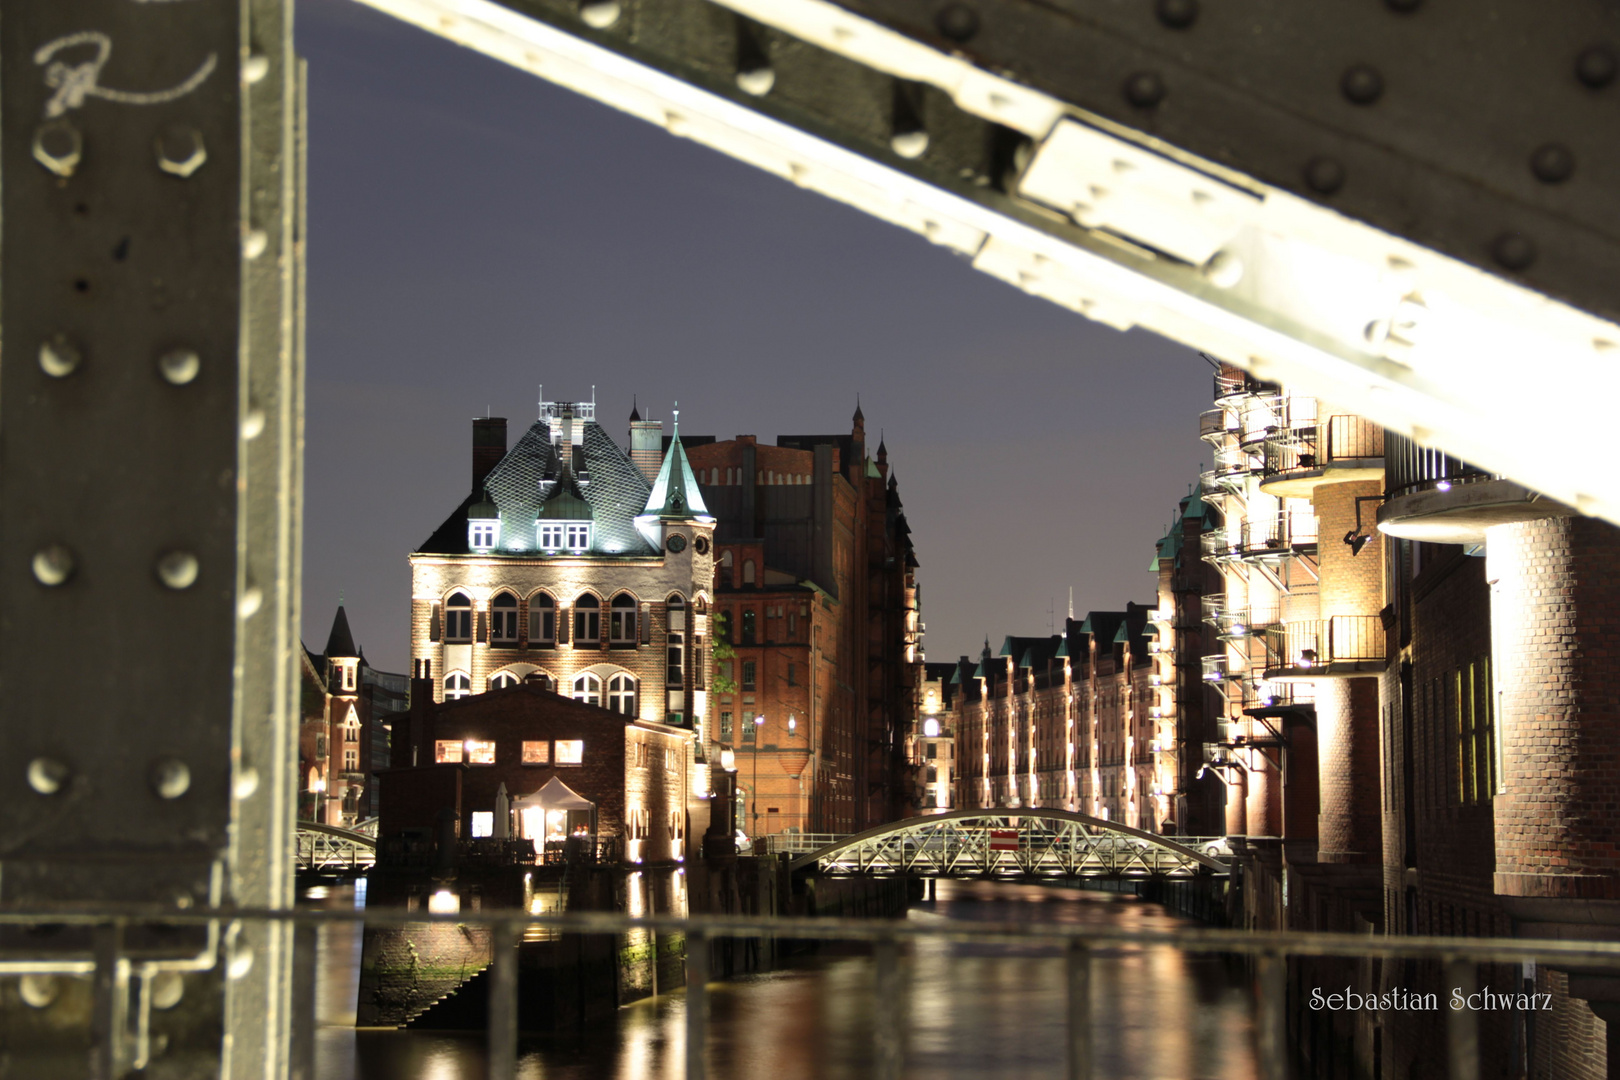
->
[989,829,1020,852]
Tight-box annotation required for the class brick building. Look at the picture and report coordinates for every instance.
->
[682,407,922,837]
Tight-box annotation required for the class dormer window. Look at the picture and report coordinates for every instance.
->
[539,523,564,550]
[469,520,499,551]
[537,521,591,552]
[566,523,591,551]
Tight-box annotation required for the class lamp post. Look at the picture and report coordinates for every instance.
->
[752,714,765,840]
[719,748,738,851]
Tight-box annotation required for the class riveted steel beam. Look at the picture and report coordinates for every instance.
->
[0,1,301,1076]
[359,0,1620,525]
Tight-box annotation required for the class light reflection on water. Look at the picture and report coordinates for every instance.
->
[308,879,1258,1080]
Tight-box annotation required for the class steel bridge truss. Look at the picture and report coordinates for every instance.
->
[293,822,378,874]
[787,809,1230,880]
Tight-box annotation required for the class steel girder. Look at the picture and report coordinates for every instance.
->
[293,823,378,873]
[358,0,1620,526]
[789,809,1230,879]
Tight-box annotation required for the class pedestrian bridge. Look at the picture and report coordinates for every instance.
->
[766,809,1230,880]
[295,820,378,875]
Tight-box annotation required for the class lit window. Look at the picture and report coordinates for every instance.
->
[342,663,355,691]
[742,711,756,742]
[465,740,496,765]
[609,594,638,644]
[538,522,564,550]
[343,748,358,770]
[491,593,518,644]
[574,595,600,644]
[489,671,519,691]
[573,673,601,706]
[555,739,584,766]
[923,718,941,738]
[522,740,550,765]
[445,593,472,642]
[529,593,555,645]
[566,523,591,551]
[720,711,733,743]
[608,673,637,715]
[444,672,471,700]
[435,740,463,763]
[469,520,499,551]
[470,811,493,837]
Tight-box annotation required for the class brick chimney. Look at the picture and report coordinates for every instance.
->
[473,417,507,492]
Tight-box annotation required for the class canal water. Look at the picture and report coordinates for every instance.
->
[308,879,1259,1079]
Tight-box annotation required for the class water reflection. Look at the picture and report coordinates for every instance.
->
[308,878,1257,1079]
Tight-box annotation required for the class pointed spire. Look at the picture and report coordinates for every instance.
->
[629,394,641,423]
[323,603,358,659]
[637,414,713,535]
[876,428,888,462]
[853,395,865,426]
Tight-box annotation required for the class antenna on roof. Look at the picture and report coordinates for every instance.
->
[537,384,543,419]
[1068,586,1074,621]
[673,401,679,436]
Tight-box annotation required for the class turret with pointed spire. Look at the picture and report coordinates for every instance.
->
[635,404,716,549]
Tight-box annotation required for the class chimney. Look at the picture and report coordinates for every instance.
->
[630,410,664,482]
[473,417,507,492]
[400,659,436,768]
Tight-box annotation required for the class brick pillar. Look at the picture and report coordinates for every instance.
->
[1489,516,1620,900]
[1247,751,1276,836]
[1315,678,1382,863]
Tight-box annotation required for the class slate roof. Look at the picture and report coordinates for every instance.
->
[323,605,358,658]
[641,434,711,522]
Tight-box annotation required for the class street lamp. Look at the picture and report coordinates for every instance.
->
[719,749,738,849]
[752,714,765,840]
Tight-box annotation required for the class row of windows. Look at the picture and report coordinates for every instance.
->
[444,670,639,713]
[442,591,694,646]
[696,467,811,486]
[435,738,585,765]
[468,520,592,553]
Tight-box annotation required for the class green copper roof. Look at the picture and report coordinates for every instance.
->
[641,432,712,521]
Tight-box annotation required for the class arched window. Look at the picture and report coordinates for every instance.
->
[489,671,520,691]
[609,593,638,645]
[342,707,360,743]
[529,593,555,646]
[608,674,637,715]
[742,559,756,586]
[445,592,472,642]
[444,672,471,700]
[490,592,518,644]
[573,672,601,706]
[574,594,600,645]
[522,670,554,691]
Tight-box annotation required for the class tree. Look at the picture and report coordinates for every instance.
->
[711,612,737,694]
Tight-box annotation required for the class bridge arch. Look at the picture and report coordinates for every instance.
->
[788,808,1230,880]
[296,820,378,874]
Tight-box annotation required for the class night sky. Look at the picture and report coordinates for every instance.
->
[296,0,1214,674]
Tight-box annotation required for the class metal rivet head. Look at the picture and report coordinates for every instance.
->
[1124,71,1166,108]
[242,407,267,440]
[1155,0,1198,29]
[239,586,264,619]
[1203,250,1244,289]
[1576,46,1617,89]
[891,130,930,159]
[228,941,255,980]
[243,229,268,260]
[160,348,201,385]
[27,758,69,796]
[150,971,185,1011]
[1491,232,1536,271]
[242,54,270,85]
[1304,157,1346,194]
[155,126,207,178]
[157,551,200,590]
[32,545,75,587]
[935,4,980,43]
[234,767,261,801]
[1341,64,1384,104]
[736,67,775,96]
[1530,143,1575,183]
[33,121,82,178]
[151,758,191,800]
[19,975,60,1009]
[579,1,620,29]
[38,334,81,378]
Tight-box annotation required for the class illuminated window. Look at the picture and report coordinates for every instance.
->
[608,674,637,715]
[434,740,463,763]
[574,594,600,644]
[609,594,638,644]
[566,523,591,551]
[522,740,550,765]
[720,711,733,743]
[555,740,584,766]
[573,673,601,706]
[742,711,756,742]
[342,663,355,691]
[343,748,358,770]
[445,593,473,642]
[444,672,471,700]
[491,592,518,644]
[529,593,555,645]
[466,740,496,765]
[489,671,519,691]
[469,520,498,551]
[538,522,564,550]
[470,811,493,837]
[343,709,360,742]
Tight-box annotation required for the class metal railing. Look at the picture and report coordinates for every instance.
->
[1198,407,1233,443]
[1240,513,1319,555]
[6,903,1618,1080]
[1201,654,1241,682]
[1263,414,1385,475]
[1262,615,1386,673]
[1385,432,1498,500]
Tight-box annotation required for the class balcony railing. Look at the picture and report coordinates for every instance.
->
[1263,616,1386,675]
[1263,414,1385,477]
[1201,654,1241,682]
[1385,432,1498,500]
[1198,407,1233,443]
[1213,368,1267,400]
[1238,393,1284,447]
[1200,530,1241,562]
[1239,514,1319,556]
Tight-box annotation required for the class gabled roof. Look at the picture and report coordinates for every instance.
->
[323,605,358,659]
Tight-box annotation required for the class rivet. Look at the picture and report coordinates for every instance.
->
[32,545,75,587]
[579,1,620,29]
[1491,232,1536,271]
[936,4,980,43]
[1576,46,1617,89]
[242,54,270,85]
[154,126,206,179]
[151,758,191,800]
[1124,71,1166,108]
[160,348,201,385]
[239,586,264,618]
[1203,250,1244,289]
[157,551,200,590]
[1155,0,1198,29]
[1341,65,1384,105]
[27,757,69,796]
[1530,143,1575,183]
[38,333,81,378]
[33,120,82,178]
[234,767,261,801]
[19,975,60,1009]
[736,67,775,96]
[227,941,255,980]
[891,130,929,159]
[243,229,268,260]
[150,971,185,1011]
[242,407,267,440]
[1303,157,1346,194]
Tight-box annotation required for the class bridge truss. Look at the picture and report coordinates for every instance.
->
[785,809,1230,880]
[294,821,378,875]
